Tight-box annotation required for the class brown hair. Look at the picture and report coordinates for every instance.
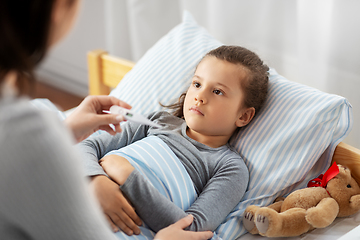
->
[0,0,76,97]
[165,45,269,118]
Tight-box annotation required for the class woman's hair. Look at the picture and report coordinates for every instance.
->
[165,45,269,119]
[0,0,75,96]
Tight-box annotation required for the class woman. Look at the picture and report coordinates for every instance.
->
[0,0,213,239]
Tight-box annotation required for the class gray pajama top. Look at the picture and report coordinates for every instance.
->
[78,111,249,232]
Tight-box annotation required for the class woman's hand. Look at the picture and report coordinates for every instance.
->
[64,95,131,142]
[90,175,142,235]
[154,215,214,240]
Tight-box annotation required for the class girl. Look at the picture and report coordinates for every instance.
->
[79,45,269,235]
[0,0,212,239]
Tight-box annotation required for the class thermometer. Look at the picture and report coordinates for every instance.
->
[104,105,163,128]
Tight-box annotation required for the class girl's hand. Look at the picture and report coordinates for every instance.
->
[154,215,214,240]
[100,155,135,185]
[64,95,131,142]
[90,175,142,235]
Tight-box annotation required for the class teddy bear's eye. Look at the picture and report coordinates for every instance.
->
[347,184,352,188]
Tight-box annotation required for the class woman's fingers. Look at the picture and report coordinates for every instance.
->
[93,95,132,112]
[65,95,131,142]
[173,214,194,228]
[98,125,117,135]
[154,215,214,240]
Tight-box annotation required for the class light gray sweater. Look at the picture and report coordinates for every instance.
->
[78,111,249,232]
[0,97,117,240]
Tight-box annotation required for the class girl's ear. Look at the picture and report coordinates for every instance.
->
[236,107,255,127]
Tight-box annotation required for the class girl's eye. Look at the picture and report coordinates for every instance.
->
[193,82,201,88]
[213,89,223,95]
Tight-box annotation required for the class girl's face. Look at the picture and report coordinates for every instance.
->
[184,56,255,143]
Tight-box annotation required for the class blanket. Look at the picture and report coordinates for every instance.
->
[105,136,198,240]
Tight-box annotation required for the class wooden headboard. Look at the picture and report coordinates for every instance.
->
[88,50,135,95]
[87,50,360,183]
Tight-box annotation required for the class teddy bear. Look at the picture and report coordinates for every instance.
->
[243,163,360,237]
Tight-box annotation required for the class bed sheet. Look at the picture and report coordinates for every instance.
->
[240,212,360,240]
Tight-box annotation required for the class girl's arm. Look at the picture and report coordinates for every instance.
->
[89,175,142,235]
[77,118,150,235]
[119,157,248,232]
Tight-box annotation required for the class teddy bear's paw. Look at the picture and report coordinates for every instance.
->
[255,214,270,235]
[243,211,257,233]
[254,207,284,237]
[243,206,261,234]
[256,208,310,237]
[305,199,339,228]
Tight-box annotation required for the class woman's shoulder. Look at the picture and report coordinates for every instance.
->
[0,98,80,182]
[1,97,65,134]
[0,97,74,156]
[1,97,42,133]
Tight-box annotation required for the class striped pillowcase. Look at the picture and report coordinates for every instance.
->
[109,11,352,240]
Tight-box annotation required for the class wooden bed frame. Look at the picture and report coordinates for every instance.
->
[87,49,360,184]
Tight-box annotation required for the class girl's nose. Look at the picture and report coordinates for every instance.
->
[195,92,206,104]
[195,96,203,103]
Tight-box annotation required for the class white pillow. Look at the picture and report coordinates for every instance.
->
[110,11,352,239]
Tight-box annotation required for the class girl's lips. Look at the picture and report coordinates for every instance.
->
[189,106,204,116]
